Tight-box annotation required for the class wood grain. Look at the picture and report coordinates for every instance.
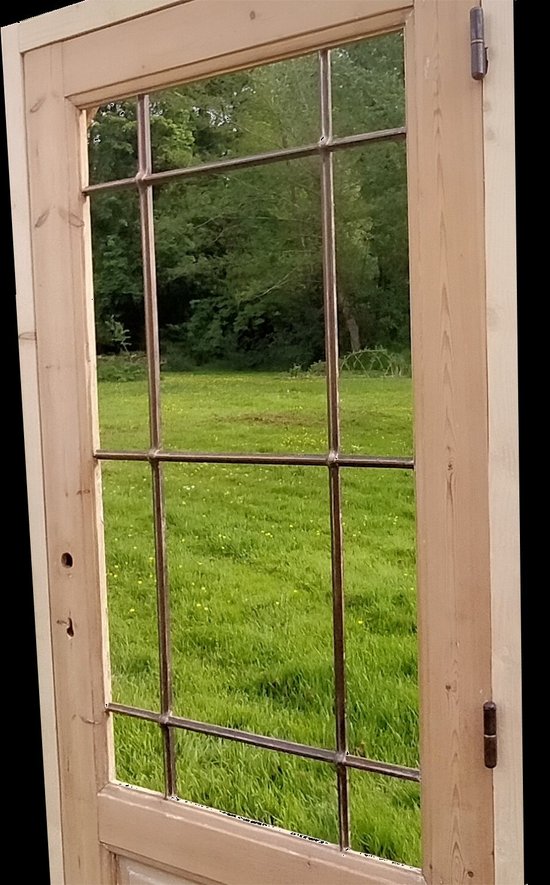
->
[100,784,426,885]
[18,0,191,52]
[482,0,523,881]
[61,0,413,103]
[1,22,65,885]
[405,1,494,882]
[67,7,409,108]
[24,43,115,883]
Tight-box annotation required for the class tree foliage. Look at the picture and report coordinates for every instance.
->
[88,33,409,367]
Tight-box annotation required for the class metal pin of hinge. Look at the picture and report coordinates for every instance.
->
[483,701,497,768]
[470,7,488,80]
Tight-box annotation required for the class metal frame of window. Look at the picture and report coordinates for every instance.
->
[90,49,416,852]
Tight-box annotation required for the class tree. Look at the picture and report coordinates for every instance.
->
[88,32,410,366]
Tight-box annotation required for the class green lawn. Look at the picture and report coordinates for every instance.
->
[99,371,420,866]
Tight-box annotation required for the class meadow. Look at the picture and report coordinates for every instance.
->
[98,369,420,866]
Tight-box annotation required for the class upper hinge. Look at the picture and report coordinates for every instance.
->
[483,701,497,768]
[470,7,488,80]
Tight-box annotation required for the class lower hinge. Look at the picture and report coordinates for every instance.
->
[483,701,497,768]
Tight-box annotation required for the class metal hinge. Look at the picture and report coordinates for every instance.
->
[470,7,488,80]
[483,701,497,768]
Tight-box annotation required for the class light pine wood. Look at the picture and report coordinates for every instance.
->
[18,0,191,52]
[482,1,523,882]
[23,43,115,884]
[405,2,494,882]
[60,0,413,104]
[3,0,523,882]
[100,784,425,885]
[1,22,65,885]
[67,7,409,108]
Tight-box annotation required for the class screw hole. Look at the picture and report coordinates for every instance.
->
[61,552,73,568]
[66,617,74,638]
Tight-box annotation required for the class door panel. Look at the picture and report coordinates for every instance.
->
[118,856,210,885]
[3,1,521,883]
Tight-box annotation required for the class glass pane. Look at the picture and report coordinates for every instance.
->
[91,189,150,451]
[343,469,418,769]
[334,140,412,457]
[165,464,334,748]
[88,99,138,185]
[350,770,421,867]
[113,715,164,793]
[150,54,319,172]
[176,732,338,843]
[331,32,405,136]
[102,461,160,709]
[153,158,327,453]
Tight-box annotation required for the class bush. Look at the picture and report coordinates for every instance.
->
[96,352,147,382]
[96,314,131,354]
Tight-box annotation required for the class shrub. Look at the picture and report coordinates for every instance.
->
[96,314,131,354]
[96,352,147,382]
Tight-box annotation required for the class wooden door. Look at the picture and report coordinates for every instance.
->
[3,1,521,883]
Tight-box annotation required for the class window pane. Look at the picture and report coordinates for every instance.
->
[102,461,160,709]
[114,715,164,793]
[91,189,150,451]
[150,54,319,173]
[343,469,419,769]
[153,159,327,453]
[88,99,138,185]
[331,32,405,136]
[334,140,412,457]
[176,732,338,844]
[165,464,334,748]
[350,770,421,867]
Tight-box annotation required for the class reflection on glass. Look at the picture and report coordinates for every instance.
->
[87,100,138,184]
[150,53,319,172]
[334,140,412,457]
[343,469,418,768]
[154,159,326,453]
[176,732,338,843]
[165,464,334,748]
[91,189,150,451]
[331,32,405,136]
[114,716,164,793]
[102,461,159,709]
[350,770,421,867]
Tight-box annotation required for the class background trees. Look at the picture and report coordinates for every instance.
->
[89,33,409,369]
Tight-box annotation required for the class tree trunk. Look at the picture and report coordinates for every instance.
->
[340,293,361,352]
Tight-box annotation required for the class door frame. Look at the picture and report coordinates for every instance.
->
[2,1,521,883]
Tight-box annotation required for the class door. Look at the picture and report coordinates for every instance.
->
[3,1,521,883]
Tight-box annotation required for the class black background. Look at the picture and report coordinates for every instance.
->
[1,3,530,882]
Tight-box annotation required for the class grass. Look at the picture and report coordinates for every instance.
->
[99,370,420,866]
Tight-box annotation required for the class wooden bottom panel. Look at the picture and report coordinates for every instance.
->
[118,856,218,885]
[100,784,425,885]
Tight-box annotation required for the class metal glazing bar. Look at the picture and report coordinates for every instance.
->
[319,48,349,852]
[138,97,162,453]
[85,175,136,195]
[107,703,420,783]
[345,754,420,782]
[95,448,414,469]
[83,127,406,196]
[137,93,176,798]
